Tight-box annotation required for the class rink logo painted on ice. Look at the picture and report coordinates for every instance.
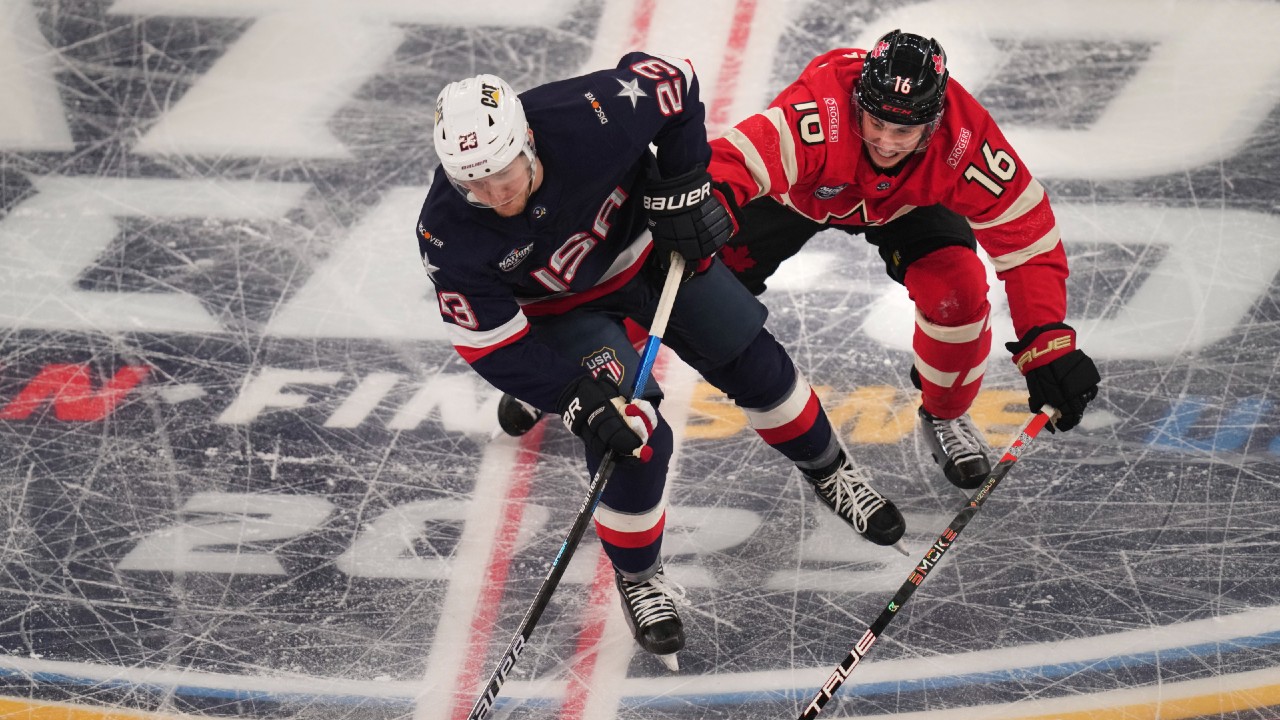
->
[8,364,1280,458]
[116,491,767,583]
[0,363,498,434]
[0,364,151,422]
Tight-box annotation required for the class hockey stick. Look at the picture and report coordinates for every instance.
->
[796,405,1060,720]
[466,252,687,720]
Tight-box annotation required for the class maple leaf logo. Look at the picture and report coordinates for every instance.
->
[719,245,757,273]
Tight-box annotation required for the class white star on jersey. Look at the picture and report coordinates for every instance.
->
[422,255,441,281]
[616,78,647,108]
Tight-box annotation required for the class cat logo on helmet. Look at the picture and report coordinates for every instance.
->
[481,83,500,109]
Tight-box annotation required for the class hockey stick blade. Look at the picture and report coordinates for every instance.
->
[465,253,686,720]
[796,405,1058,720]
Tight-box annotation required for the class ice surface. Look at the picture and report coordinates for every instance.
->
[1,1,1278,719]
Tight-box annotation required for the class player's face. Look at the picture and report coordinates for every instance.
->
[460,153,537,217]
[859,113,927,169]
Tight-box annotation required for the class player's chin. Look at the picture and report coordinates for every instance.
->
[491,197,528,217]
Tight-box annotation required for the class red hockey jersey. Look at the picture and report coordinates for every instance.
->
[709,48,1069,337]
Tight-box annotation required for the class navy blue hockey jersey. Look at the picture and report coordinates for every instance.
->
[416,52,711,412]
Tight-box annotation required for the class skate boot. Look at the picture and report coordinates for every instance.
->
[802,455,905,547]
[615,565,685,670]
[918,406,992,490]
[497,392,543,437]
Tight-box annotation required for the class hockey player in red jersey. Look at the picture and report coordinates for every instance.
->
[419,56,907,668]
[709,30,1100,489]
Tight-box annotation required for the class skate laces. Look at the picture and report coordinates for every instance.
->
[620,572,687,627]
[927,413,988,460]
[811,463,887,532]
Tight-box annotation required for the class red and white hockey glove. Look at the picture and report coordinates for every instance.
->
[1005,323,1100,432]
[556,374,657,462]
[645,167,739,265]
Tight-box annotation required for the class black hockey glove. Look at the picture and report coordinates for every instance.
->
[1005,323,1100,432]
[645,167,739,262]
[556,374,657,462]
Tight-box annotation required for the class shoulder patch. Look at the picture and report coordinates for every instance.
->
[815,184,847,200]
[499,242,535,272]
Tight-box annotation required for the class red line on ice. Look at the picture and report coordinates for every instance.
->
[709,0,756,131]
[450,421,546,720]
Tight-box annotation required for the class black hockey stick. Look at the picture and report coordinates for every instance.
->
[796,405,1059,720]
[466,252,687,720]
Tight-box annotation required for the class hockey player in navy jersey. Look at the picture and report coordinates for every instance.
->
[417,54,905,666]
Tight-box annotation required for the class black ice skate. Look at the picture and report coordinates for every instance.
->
[918,406,992,490]
[615,566,685,671]
[802,455,906,549]
[496,392,543,437]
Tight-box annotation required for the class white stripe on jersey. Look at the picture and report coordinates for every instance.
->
[720,106,798,200]
[988,225,1062,272]
[447,311,528,352]
[968,179,1047,230]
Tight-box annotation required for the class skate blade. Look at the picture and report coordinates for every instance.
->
[657,652,679,672]
[891,539,910,557]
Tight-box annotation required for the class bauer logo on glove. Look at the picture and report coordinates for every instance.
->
[1005,323,1100,432]
[644,166,739,262]
[643,180,711,212]
[1012,332,1074,372]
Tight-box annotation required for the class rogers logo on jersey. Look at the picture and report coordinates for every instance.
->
[823,97,840,142]
[946,127,972,168]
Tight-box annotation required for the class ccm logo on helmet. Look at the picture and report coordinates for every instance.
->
[644,181,710,211]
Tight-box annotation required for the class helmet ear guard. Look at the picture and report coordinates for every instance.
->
[855,29,949,127]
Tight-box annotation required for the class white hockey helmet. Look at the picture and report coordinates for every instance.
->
[433,74,536,208]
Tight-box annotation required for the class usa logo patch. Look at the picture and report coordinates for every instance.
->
[582,346,625,386]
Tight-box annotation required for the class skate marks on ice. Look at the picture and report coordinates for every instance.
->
[1,0,1280,719]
